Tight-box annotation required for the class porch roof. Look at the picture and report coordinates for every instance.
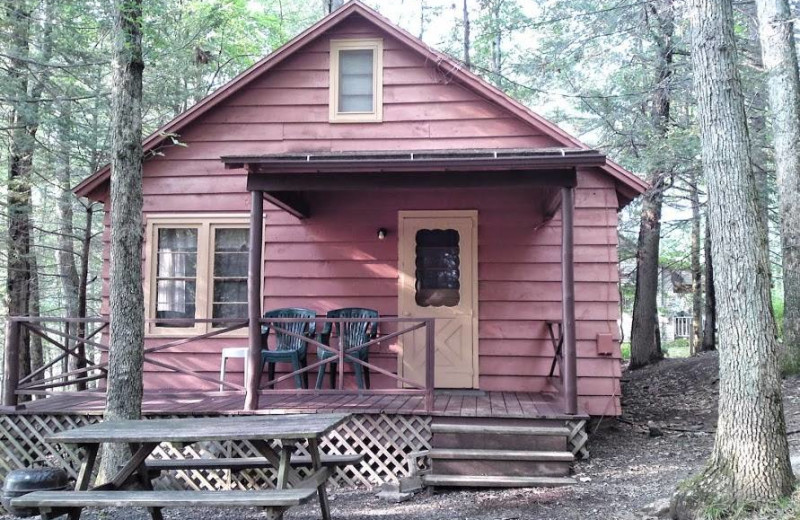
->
[221,147,606,174]
[223,148,595,219]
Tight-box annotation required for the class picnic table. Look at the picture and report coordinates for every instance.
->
[12,413,354,520]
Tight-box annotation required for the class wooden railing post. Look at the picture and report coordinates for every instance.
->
[425,318,435,412]
[561,185,578,415]
[244,191,264,411]
[3,318,21,407]
[338,320,344,390]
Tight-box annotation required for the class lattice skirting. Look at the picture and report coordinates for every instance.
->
[0,413,432,490]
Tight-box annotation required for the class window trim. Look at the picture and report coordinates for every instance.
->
[144,214,251,337]
[329,38,383,123]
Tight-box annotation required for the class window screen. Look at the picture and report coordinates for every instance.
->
[415,229,461,307]
[155,228,198,326]
[211,228,249,325]
[338,49,374,112]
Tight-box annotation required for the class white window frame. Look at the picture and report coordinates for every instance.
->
[329,38,383,123]
[144,214,251,337]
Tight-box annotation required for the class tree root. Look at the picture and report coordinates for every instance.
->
[672,464,740,520]
[671,460,795,520]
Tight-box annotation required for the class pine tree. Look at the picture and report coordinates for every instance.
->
[673,0,794,513]
[101,0,146,482]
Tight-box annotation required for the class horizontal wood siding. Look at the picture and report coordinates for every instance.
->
[100,175,622,415]
[95,16,623,415]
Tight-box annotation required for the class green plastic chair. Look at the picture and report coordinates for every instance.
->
[260,308,316,389]
[315,308,378,390]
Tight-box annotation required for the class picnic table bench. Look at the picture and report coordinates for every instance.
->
[143,453,362,476]
[11,414,352,520]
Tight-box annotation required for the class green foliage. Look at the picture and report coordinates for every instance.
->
[663,338,690,358]
[774,291,785,339]
[620,341,631,360]
[702,493,800,520]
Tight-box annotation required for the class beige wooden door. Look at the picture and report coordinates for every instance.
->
[398,211,478,388]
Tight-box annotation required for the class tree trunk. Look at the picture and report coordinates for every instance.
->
[55,102,83,389]
[490,1,502,81]
[100,0,145,482]
[629,0,674,369]
[701,219,716,351]
[743,0,775,239]
[28,241,42,382]
[463,0,471,69]
[4,0,55,391]
[324,0,344,14]
[419,0,426,39]
[673,0,794,515]
[690,170,702,355]
[755,0,800,374]
[5,1,33,387]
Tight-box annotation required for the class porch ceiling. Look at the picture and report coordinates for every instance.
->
[222,148,599,219]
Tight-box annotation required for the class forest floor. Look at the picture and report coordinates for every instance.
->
[3,351,800,519]
[280,351,798,520]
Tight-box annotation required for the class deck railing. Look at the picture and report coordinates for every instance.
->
[2,316,435,412]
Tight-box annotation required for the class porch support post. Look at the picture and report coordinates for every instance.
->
[561,186,578,415]
[244,190,264,411]
[3,318,20,407]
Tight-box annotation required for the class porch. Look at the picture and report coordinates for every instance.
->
[0,148,600,489]
[1,389,576,419]
[0,315,580,418]
[231,148,594,415]
[3,149,594,417]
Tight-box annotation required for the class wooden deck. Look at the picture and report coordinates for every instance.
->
[2,391,586,419]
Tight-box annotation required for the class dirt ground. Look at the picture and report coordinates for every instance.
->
[4,351,800,520]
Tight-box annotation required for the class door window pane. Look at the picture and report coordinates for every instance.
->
[339,49,374,112]
[415,229,460,307]
[155,228,198,326]
[212,228,249,325]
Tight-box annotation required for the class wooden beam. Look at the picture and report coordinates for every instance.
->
[542,185,564,221]
[560,187,577,415]
[246,169,577,192]
[264,192,309,219]
[244,191,264,411]
[425,319,435,413]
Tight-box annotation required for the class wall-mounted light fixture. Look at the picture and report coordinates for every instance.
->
[377,228,388,240]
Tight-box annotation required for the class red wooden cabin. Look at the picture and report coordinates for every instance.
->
[1,1,645,489]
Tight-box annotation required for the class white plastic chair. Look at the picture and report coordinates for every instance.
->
[219,347,249,391]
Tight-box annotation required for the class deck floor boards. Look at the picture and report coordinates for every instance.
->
[460,396,477,417]
[444,395,463,416]
[502,392,524,417]
[7,390,587,419]
[475,394,492,416]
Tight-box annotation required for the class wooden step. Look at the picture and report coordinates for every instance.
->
[431,424,570,436]
[429,449,573,478]
[427,449,573,462]
[433,416,573,428]
[422,474,576,488]
[11,489,317,509]
[431,423,569,451]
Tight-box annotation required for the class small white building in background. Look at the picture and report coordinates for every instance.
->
[618,268,696,346]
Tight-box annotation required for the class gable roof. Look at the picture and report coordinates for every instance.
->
[75,0,647,200]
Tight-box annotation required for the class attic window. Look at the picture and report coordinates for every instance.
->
[330,39,383,122]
